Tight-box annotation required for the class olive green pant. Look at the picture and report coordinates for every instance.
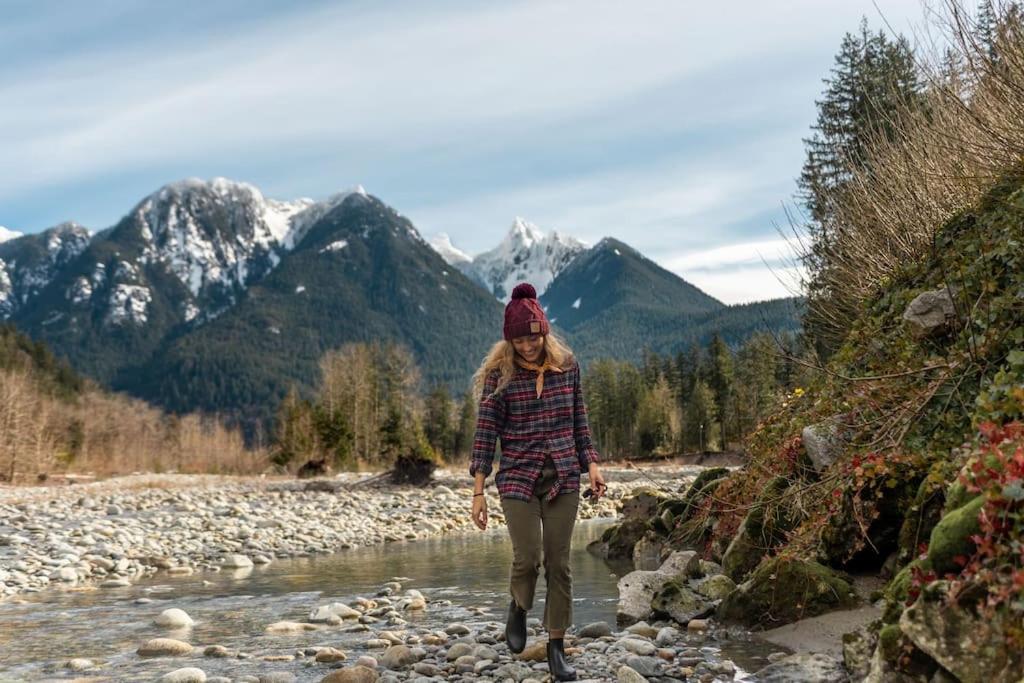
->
[500,457,580,632]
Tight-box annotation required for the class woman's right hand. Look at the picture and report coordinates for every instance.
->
[472,494,488,530]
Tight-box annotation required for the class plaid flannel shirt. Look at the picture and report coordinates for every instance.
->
[468,357,601,501]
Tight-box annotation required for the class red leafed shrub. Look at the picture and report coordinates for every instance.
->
[949,421,1024,617]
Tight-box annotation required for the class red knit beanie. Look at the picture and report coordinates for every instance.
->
[503,283,550,340]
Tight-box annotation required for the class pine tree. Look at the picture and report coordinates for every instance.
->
[424,384,456,460]
[453,390,477,458]
[707,334,734,449]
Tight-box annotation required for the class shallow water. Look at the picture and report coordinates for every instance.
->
[0,518,782,681]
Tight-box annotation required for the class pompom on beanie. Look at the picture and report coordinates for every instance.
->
[503,282,550,340]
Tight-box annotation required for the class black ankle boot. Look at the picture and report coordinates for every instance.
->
[505,599,527,654]
[546,638,577,681]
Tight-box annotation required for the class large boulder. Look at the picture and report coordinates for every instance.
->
[717,557,859,629]
[899,582,1023,683]
[926,496,983,576]
[621,487,671,522]
[616,551,699,625]
[801,417,847,472]
[902,286,957,339]
[650,578,714,624]
[632,534,666,570]
[587,518,649,561]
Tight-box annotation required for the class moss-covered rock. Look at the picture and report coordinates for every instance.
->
[694,573,736,600]
[721,476,798,581]
[900,582,1024,683]
[586,518,649,561]
[895,463,951,570]
[650,577,714,624]
[926,495,984,575]
[621,487,671,523]
[716,556,859,629]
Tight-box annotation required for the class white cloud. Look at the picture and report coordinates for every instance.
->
[664,238,800,272]
[685,264,806,305]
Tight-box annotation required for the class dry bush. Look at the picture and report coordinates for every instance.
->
[796,0,1024,348]
[0,367,267,483]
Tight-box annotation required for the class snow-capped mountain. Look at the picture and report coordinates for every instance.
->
[1,177,802,434]
[432,217,588,300]
[0,222,91,318]
[0,226,23,243]
[427,232,472,266]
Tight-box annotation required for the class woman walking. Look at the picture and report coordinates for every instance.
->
[468,282,607,682]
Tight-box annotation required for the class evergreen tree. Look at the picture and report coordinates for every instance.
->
[799,18,923,355]
[707,334,734,449]
[685,379,718,452]
[424,384,456,460]
[453,390,477,459]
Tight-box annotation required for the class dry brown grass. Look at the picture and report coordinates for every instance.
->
[795,0,1024,349]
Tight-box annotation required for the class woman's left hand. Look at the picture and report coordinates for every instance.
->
[588,463,607,501]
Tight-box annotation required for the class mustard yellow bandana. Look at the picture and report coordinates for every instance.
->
[515,355,565,398]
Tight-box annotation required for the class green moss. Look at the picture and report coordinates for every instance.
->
[717,556,859,628]
[942,478,977,515]
[927,496,984,575]
[877,623,903,661]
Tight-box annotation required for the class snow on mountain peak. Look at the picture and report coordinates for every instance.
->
[0,226,24,244]
[428,232,472,265]
[473,218,589,300]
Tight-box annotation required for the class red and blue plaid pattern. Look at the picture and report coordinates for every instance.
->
[469,358,601,501]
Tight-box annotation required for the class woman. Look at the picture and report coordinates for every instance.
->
[468,282,607,682]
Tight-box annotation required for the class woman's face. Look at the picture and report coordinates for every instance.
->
[511,334,544,362]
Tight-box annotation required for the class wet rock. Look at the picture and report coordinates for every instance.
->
[203,645,232,658]
[632,535,664,571]
[160,667,206,683]
[320,666,379,683]
[138,638,194,657]
[379,644,416,669]
[619,638,657,656]
[717,556,858,628]
[258,674,296,683]
[587,518,649,561]
[686,619,708,632]
[316,647,348,663]
[64,658,94,671]
[445,642,474,660]
[616,664,649,682]
[155,608,194,628]
[752,653,847,682]
[265,621,319,634]
[625,622,658,639]
[577,621,612,638]
[310,602,362,621]
[221,554,253,568]
[903,287,956,339]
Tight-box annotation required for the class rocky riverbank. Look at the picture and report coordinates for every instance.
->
[23,573,789,683]
[0,464,691,601]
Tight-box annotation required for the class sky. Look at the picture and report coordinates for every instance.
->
[0,0,928,304]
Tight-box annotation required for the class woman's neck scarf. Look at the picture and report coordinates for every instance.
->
[514,353,564,398]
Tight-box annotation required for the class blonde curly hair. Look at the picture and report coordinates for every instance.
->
[471,331,576,401]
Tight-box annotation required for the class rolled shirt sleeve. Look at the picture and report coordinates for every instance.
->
[572,360,601,470]
[469,371,506,477]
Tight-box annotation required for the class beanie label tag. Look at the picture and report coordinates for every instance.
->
[530,322,540,333]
